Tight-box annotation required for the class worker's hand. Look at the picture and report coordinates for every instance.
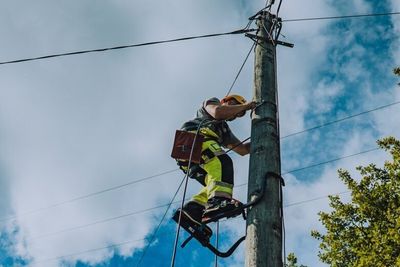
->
[245,101,257,110]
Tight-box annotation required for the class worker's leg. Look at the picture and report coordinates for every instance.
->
[174,140,234,224]
[201,141,234,200]
[191,186,208,206]
[173,187,206,227]
[174,173,207,225]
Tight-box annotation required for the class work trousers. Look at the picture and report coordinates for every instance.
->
[191,139,234,206]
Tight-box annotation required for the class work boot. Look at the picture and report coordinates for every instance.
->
[203,196,237,218]
[172,201,205,227]
[172,202,213,244]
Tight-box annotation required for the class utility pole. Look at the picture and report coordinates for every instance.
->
[245,11,283,267]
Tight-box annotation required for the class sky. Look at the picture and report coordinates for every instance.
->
[0,0,399,266]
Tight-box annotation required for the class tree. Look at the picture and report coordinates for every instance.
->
[394,67,400,76]
[285,253,308,267]
[311,137,400,266]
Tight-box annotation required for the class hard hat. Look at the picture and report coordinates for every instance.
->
[221,94,246,105]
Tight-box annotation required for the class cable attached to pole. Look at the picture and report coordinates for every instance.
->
[225,41,256,97]
[0,29,256,66]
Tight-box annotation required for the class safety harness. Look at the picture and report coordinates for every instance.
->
[172,119,225,182]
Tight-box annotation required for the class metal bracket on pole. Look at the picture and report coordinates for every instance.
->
[181,232,246,258]
[205,236,246,258]
[246,33,294,48]
[243,172,284,210]
[178,172,284,259]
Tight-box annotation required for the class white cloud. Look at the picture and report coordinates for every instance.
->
[0,0,399,267]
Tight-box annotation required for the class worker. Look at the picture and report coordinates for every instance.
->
[173,94,256,230]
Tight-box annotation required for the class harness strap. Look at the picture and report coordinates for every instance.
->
[202,148,215,162]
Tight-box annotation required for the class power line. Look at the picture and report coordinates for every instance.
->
[284,191,349,208]
[27,146,379,243]
[36,236,148,263]
[31,133,367,259]
[281,147,379,175]
[0,28,255,66]
[225,41,256,96]
[282,11,400,22]
[3,100,397,225]
[35,188,352,263]
[33,177,185,265]
[28,201,176,242]
[281,101,400,139]
[1,11,398,67]
[0,169,179,224]
[26,39,259,242]
[276,0,283,17]
[234,146,379,189]
[5,7,399,264]
[135,176,186,267]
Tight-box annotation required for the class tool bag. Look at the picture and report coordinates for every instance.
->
[171,130,204,164]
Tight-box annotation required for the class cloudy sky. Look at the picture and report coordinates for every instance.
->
[0,0,399,266]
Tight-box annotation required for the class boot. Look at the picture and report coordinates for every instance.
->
[203,196,237,218]
[172,201,212,243]
[172,201,205,227]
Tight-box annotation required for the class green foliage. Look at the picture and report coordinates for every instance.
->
[312,137,400,266]
[394,67,400,76]
[285,253,308,267]
[395,67,400,86]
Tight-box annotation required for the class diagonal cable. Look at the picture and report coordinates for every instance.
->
[135,176,186,267]
[0,28,255,66]
[27,147,379,243]
[225,41,256,96]
[2,100,398,224]
[0,169,179,224]
[33,187,361,263]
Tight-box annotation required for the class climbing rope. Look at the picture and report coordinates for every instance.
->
[170,119,206,267]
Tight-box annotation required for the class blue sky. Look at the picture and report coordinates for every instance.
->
[0,0,399,266]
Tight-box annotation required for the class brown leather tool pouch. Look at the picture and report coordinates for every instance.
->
[171,130,204,164]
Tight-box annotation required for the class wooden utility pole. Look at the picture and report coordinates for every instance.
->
[245,11,283,267]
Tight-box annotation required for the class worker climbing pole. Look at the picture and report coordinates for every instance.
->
[169,1,292,266]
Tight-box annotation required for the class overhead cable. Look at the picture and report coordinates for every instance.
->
[281,101,400,139]
[0,169,179,224]
[170,120,206,267]
[135,175,186,267]
[1,12,399,67]
[225,41,256,96]
[27,146,379,243]
[35,188,354,263]
[28,200,179,242]
[284,191,350,207]
[36,236,148,263]
[0,28,255,66]
[282,11,400,22]
[281,147,379,174]
[232,146,379,190]
[2,100,397,224]
[276,0,283,17]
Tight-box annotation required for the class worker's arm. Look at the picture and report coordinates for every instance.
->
[226,142,251,156]
[205,102,255,121]
[224,132,251,156]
